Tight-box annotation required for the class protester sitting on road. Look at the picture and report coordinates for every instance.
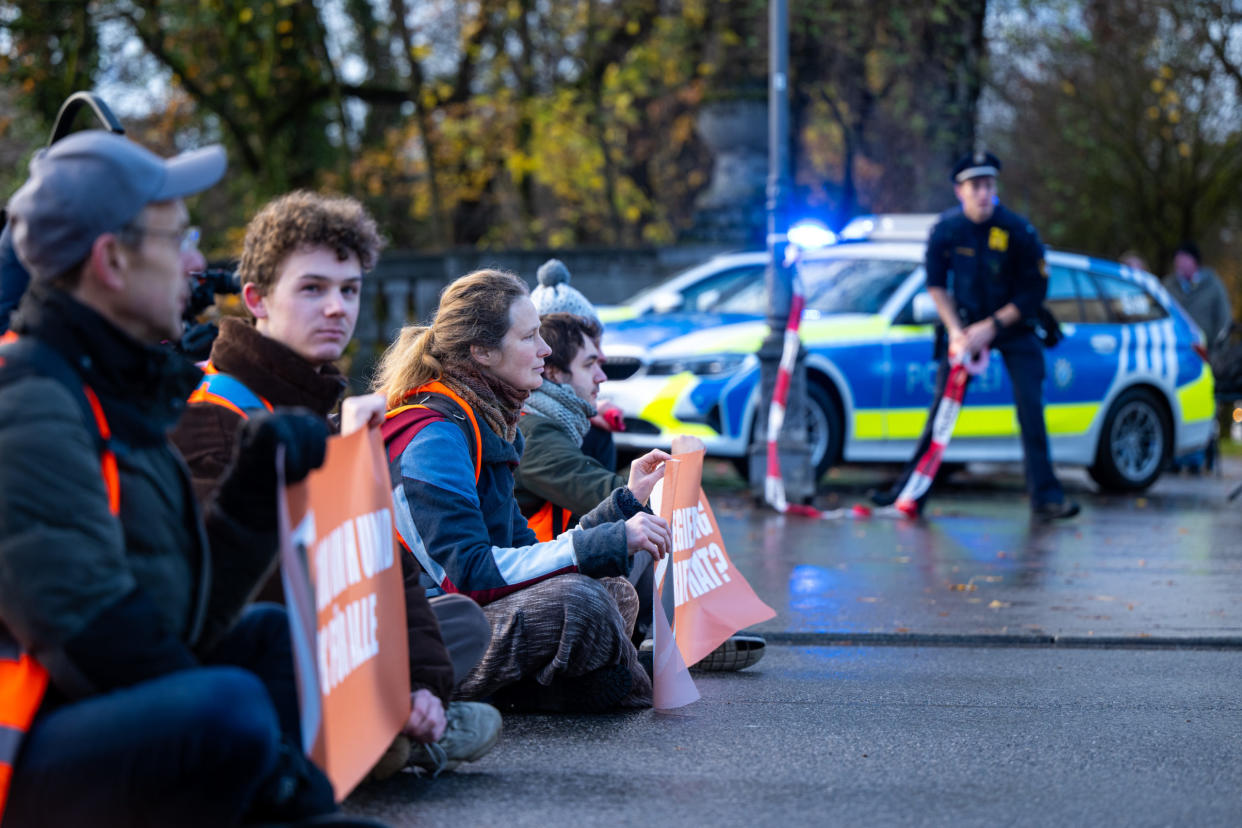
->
[513,313,659,541]
[530,258,624,470]
[373,269,671,712]
[0,132,383,826]
[169,190,500,777]
[514,312,767,672]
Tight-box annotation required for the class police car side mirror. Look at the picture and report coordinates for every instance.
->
[911,292,939,324]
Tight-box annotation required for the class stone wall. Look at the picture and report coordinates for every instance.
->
[348,243,735,389]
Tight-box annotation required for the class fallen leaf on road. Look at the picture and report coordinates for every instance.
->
[858,596,879,603]
[988,600,1010,609]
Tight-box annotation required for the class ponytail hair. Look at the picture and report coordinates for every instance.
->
[372,268,529,407]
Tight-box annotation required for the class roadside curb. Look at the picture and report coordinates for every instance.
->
[762,631,1242,650]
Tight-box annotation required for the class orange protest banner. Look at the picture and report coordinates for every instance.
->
[279,427,410,800]
[650,455,700,710]
[656,449,775,668]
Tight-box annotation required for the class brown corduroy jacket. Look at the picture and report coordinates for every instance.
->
[170,317,455,704]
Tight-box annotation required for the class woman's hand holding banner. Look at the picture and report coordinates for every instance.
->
[650,448,776,709]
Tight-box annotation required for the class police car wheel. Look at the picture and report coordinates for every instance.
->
[730,382,841,482]
[806,381,843,480]
[1089,387,1169,492]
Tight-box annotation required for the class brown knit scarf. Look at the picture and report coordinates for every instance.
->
[438,358,529,443]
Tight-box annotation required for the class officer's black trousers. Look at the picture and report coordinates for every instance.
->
[890,332,1065,511]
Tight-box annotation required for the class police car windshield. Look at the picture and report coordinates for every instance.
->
[710,257,915,315]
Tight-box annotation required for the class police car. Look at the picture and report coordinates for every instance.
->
[600,218,1216,491]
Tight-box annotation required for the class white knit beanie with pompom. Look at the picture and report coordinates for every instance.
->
[530,259,601,325]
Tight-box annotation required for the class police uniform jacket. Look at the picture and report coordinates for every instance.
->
[925,203,1048,346]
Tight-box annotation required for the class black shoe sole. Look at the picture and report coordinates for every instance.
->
[1033,502,1080,520]
[691,635,766,672]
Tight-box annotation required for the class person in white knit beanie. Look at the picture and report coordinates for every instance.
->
[531,259,601,324]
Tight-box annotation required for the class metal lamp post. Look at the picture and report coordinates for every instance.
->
[748,0,813,503]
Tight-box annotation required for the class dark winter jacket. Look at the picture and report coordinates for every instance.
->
[925,203,1048,343]
[168,317,455,704]
[392,402,643,606]
[514,411,626,525]
[0,287,276,707]
[1162,268,1233,349]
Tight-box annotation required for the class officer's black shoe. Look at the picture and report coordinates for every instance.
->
[868,486,898,507]
[1032,499,1080,521]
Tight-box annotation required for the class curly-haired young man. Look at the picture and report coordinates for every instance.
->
[170,190,500,778]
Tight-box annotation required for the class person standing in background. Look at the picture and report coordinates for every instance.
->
[1162,241,1232,351]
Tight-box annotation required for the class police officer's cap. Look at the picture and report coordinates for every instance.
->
[951,151,1001,184]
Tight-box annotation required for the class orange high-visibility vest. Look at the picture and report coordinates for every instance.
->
[382,381,484,573]
[383,380,483,483]
[527,500,572,543]
[0,332,122,818]
[186,361,274,420]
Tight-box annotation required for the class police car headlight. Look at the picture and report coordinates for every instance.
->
[647,354,748,376]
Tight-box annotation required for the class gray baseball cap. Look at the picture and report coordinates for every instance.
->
[7,130,227,282]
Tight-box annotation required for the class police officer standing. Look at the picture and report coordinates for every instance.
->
[876,151,1079,520]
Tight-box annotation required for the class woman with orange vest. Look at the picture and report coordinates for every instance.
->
[374,269,671,713]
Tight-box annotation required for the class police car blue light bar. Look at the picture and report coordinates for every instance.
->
[788,219,837,249]
[838,216,875,241]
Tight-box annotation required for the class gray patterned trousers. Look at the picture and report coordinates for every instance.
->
[453,574,652,709]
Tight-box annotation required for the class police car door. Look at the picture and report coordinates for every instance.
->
[1040,263,1110,455]
[884,280,1014,456]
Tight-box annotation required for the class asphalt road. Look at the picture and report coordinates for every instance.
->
[346,457,1242,826]
[349,645,1242,827]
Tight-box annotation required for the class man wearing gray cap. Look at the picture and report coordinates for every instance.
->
[0,132,374,826]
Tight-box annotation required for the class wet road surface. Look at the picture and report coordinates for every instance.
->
[716,458,1242,642]
[346,456,1242,826]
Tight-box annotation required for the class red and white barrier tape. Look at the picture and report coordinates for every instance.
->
[762,259,990,521]
[763,267,804,514]
[891,347,988,516]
